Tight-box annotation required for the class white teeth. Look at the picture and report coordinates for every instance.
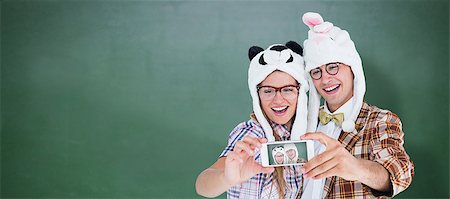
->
[272,106,287,111]
[324,85,339,92]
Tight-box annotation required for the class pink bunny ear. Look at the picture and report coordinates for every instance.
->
[302,12,324,29]
[313,21,334,33]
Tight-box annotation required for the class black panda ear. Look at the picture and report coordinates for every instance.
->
[248,46,264,60]
[285,41,303,56]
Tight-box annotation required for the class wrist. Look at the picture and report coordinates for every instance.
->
[353,158,368,183]
[221,170,235,188]
[355,159,391,192]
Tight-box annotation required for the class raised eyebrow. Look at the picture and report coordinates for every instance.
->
[259,85,298,89]
[284,84,300,87]
[311,68,322,73]
[327,62,339,66]
[258,86,276,89]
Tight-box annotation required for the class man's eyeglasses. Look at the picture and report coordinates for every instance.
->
[257,85,300,101]
[309,62,342,80]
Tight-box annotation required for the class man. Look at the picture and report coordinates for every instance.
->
[285,143,299,164]
[299,12,414,198]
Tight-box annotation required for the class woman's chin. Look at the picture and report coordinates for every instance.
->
[271,118,290,125]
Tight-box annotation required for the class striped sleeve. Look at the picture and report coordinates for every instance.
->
[370,111,414,197]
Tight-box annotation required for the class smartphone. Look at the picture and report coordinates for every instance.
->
[260,140,314,167]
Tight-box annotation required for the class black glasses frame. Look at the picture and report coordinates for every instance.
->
[309,62,342,80]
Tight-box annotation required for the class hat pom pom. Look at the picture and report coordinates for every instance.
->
[342,120,355,132]
[302,12,323,29]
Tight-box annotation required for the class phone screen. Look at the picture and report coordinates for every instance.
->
[266,141,309,166]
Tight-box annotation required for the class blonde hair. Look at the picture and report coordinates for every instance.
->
[273,131,287,198]
[250,112,287,198]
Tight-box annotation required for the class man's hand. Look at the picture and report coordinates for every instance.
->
[300,132,391,192]
[300,132,361,181]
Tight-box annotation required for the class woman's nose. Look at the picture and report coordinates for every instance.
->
[272,91,285,102]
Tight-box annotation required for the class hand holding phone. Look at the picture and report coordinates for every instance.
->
[224,137,275,185]
[260,140,314,167]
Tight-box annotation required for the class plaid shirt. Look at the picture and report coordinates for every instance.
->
[219,119,304,199]
[321,102,414,198]
[218,102,413,198]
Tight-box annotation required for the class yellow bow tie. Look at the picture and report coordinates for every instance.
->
[319,110,344,126]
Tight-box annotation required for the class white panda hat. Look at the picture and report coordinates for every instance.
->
[302,12,366,133]
[272,146,286,164]
[248,41,309,142]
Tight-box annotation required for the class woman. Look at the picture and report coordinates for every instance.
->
[272,146,286,165]
[195,41,309,198]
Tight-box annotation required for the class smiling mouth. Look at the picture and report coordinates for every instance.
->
[271,106,288,114]
[323,84,340,93]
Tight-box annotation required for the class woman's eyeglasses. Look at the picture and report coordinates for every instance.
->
[257,85,300,101]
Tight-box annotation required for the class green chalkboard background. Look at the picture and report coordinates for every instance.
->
[1,0,448,198]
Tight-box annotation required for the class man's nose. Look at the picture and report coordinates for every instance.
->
[321,69,333,83]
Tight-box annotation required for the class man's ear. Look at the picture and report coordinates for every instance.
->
[248,46,264,60]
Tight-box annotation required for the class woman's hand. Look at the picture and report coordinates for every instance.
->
[224,136,275,185]
[196,136,275,197]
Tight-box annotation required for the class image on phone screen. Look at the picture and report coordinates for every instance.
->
[261,140,313,167]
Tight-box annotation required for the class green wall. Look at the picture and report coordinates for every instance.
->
[1,1,448,198]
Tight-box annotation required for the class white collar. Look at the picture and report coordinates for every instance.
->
[323,97,354,119]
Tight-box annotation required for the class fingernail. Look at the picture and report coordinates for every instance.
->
[301,168,305,173]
